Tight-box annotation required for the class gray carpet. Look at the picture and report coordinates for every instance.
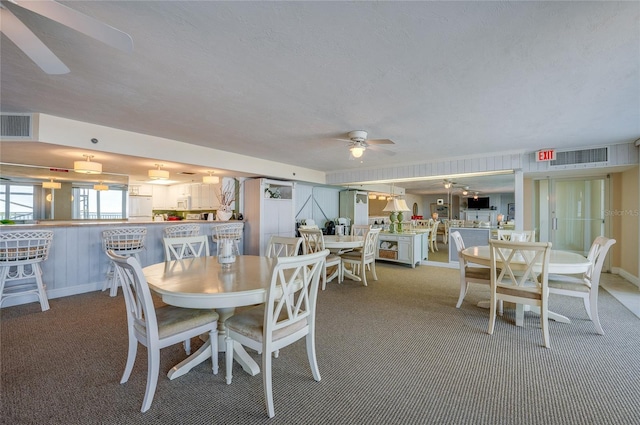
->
[2,263,639,424]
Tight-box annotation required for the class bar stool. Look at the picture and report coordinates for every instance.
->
[163,223,200,238]
[0,230,54,311]
[212,223,243,256]
[102,227,147,297]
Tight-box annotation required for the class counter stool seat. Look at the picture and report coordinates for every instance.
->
[102,227,147,297]
[212,223,244,256]
[0,230,54,311]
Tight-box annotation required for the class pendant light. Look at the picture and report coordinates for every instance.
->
[203,171,220,184]
[148,164,169,180]
[74,154,102,174]
[42,179,61,189]
[93,182,109,191]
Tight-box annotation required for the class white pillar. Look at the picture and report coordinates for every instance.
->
[514,169,524,231]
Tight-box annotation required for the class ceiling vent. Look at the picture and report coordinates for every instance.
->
[1,114,33,139]
[549,147,608,167]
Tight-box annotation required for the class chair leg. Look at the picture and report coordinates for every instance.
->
[487,295,497,335]
[540,303,550,348]
[456,280,468,308]
[120,334,138,384]
[361,263,368,287]
[141,346,160,412]
[183,339,191,355]
[33,264,50,311]
[589,292,604,335]
[370,261,378,281]
[263,349,275,418]
[209,329,219,374]
[225,336,234,385]
[321,265,327,290]
[306,332,321,382]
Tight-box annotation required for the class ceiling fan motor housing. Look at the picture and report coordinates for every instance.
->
[348,130,368,142]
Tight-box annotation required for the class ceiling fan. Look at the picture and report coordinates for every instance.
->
[338,130,395,160]
[0,0,133,74]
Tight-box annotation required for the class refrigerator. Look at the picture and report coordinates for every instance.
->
[128,195,153,221]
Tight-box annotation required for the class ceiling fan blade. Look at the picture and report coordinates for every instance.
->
[367,138,395,145]
[13,0,133,53]
[0,7,69,74]
[368,145,396,156]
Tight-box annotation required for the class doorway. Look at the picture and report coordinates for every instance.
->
[537,176,608,256]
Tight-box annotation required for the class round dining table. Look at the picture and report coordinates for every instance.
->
[322,235,364,281]
[143,255,276,380]
[460,245,592,326]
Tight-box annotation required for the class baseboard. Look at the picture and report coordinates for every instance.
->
[1,282,104,309]
[612,267,640,289]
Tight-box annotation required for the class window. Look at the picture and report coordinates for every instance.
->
[72,187,127,219]
[0,184,34,221]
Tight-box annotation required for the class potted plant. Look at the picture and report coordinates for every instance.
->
[216,180,235,221]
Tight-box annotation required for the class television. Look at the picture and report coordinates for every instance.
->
[467,197,490,209]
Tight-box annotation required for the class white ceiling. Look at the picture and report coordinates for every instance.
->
[1,1,638,194]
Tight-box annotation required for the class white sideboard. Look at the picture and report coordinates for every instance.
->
[376,232,422,268]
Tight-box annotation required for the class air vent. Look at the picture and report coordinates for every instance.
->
[550,147,608,167]
[1,114,32,138]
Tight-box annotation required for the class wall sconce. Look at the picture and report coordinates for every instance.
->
[148,164,169,180]
[203,171,220,184]
[74,154,102,174]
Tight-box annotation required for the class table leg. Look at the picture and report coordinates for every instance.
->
[342,264,362,282]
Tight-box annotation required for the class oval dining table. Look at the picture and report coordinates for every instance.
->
[143,255,277,380]
[460,245,592,326]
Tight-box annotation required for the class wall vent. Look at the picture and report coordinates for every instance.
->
[549,147,608,167]
[1,114,33,138]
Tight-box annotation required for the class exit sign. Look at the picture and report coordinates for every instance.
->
[536,149,556,162]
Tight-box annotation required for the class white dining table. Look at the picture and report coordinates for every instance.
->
[322,235,364,281]
[460,245,592,326]
[143,255,276,380]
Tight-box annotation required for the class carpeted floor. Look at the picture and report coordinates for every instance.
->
[2,263,639,424]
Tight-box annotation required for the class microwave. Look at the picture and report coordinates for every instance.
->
[177,196,191,210]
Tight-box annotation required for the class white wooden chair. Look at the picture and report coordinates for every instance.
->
[548,236,616,335]
[163,235,210,261]
[450,231,497,311]
[497,229,535,242]
[212,223,244,256]
[0,230,54,311]
[428,220,440,252]
[107,251,219,413]
[163,223,200,238]
[224,250,328,418]
[266,236,303,258]
[102,227,147,297]
[340,228,381,287]
[488,240,552,348]
[299,228,342,289]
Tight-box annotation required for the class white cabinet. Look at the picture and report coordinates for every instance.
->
[463,210,496,223]
[339,190,369,226]
[151,185,168,209]
[190,183,221,210]
[376,232,422,268]
[244,178,295,256]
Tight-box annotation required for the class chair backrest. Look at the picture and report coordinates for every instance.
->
[298,228,326,254]
[266,236,303,258]
[351,224,371,237]
[102,227,147,253]
[429,220,440,241]
[489,239,552,293]
[163,235,210,260]
[497,229,535,242]
[164,224,200,238]
[362,228,381,262]
[450,230,469,269]
[106,250,159,342]
[584,236,616,283]
[263,250,329,348]
[0,230,54,265]
[212,223,244,240]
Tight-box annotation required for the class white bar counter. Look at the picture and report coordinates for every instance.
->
[0,220,244,308]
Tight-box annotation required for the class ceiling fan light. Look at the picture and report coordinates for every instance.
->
[350,146,365,158]
[149,164,169,180]
[74,154,102,174]
[42,179,61,189]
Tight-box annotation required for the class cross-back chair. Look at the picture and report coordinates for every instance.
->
[266,236,303,258]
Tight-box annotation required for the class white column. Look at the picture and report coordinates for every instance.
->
[514,169,524,231]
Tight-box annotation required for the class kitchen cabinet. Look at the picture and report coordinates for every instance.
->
[151,185,168,209]
[463,210,496,223]
[188,183,221,210]
[339,190,369,226]
[244,178,295,256]
[376,232,422,268]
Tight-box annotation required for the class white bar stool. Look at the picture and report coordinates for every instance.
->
[102,227,147,297]
[163,223,200,238]
[0,230,54,311]
[212,223,243,256]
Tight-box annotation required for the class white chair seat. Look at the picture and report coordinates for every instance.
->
[137,306,220,339]
[225,305,308,342]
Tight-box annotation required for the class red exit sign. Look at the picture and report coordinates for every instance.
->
[536,149,556,162]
